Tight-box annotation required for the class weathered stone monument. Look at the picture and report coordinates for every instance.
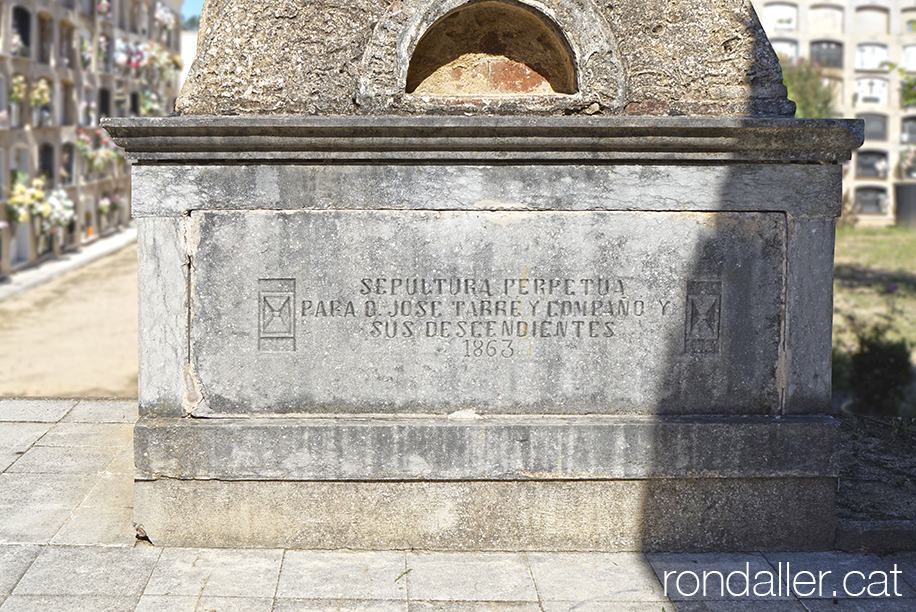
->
[105,0,862,551]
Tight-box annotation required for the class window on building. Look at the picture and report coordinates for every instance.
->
[130,1,139,33]
[770,39,798,60]
[11,146,30,184]
[854,7,889,34]
[858,113,888,140]
[902,117,916,143]
[61,143,75,185]
[854,186,888,214]
[809,5,844,34]
[38,143,55,184]
[37,14,54,64]
[119,0,129,29]
[59,23,75,68]
[856,43,889,70]
[856,78,888,105]
[61,82,75,125]
[856,150,889,178]
[82,89,95,125]
[904,9,916,33]
[762,3,798,32]
[12,7,32,58]
[904,46,916,72]
[98,88,111,117]
[811,41,843,68]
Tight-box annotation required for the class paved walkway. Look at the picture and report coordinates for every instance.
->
[0,400,914,611]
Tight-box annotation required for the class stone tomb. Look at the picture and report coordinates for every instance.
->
[105,0,862,550]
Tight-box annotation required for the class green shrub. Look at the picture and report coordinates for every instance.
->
[849,326,914,415]
[832,347,852,396]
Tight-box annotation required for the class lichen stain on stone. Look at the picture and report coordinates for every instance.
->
[183,363,205,415]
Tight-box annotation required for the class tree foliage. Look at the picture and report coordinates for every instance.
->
[183,15,199,31]
[779,57,838,119]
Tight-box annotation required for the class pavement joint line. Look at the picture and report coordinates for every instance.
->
[402,549,410,605]
[134,544,164,608]
[523,551,546,612]
[271,548,287,605]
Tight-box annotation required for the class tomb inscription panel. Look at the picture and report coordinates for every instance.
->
[189,210,786,415]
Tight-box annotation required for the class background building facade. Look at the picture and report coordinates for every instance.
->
[753,0,916,225]
[0,0,181,278]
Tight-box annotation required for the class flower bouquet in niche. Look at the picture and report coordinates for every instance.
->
[44,188,75,237]
[139,89,162,116]
[6,175,48,235]
[10,32,25,57]
[80,39,92,70]
[9,75,26,127]
[97,0,111,17]
[155,3,176,31]
[30,79,51,126]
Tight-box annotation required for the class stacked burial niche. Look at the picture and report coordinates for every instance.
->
[105,0,862,551]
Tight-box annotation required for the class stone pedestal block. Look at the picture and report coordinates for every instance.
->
[107,116,861,551]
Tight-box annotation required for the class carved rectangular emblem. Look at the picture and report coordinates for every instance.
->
[259,279,296,352]
[685,280,721,354]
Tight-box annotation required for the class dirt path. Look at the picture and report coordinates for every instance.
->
[0,244,138,398]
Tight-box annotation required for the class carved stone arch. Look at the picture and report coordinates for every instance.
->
[359,0,625,114]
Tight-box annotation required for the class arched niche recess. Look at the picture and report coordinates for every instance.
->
[405,1,577,96]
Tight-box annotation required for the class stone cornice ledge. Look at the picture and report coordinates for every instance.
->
[103,115,864,163]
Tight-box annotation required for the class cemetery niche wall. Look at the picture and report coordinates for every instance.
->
[105,0,863,551]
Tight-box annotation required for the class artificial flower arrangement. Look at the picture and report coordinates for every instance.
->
[44,187,76,234]
[97,0,111,17]
[98,196,111,215]
[10,31,25,56]
[97,35,110,68]
[9,75,27,104]
[76,128,125,170]
[5,175,45,229]
[154,3,177,31]
[80,39,93,69]
[139,89,162,116]
[29,79,51,108]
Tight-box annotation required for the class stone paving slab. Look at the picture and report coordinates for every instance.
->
[278,551,407,601]
[145,548,283,599]
[406,553,537,603]
[61,400,139,424]
[0,400,77,423]
[12,547,160,600]
[530,552,668,603]
[0,400,914,611]
[37,423,133,448]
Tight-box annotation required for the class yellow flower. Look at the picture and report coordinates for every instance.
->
[17,209,28,223]
[40,202,51,217]
[12,184,26,197]
[32,177,45,189]
[32,189,44,202]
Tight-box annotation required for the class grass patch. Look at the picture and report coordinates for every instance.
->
[834,225,916,415]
